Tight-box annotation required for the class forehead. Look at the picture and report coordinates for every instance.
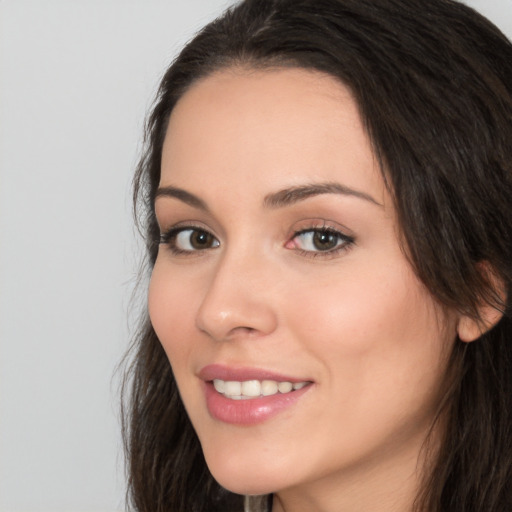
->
[161,67,388,208]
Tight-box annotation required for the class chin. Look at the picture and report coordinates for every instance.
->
[214,476,274,496]
[203,449,291,496]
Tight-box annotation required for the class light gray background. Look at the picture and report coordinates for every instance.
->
[0,1,511,511]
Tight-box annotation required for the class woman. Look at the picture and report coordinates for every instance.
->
[123,0,512,510]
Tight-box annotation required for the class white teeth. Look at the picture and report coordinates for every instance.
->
[213,378,309,399]
[261,380,278,396]
[213,379,225,393]
[278,381,293,393]
[224,381,241,396]
[241,380,261,397]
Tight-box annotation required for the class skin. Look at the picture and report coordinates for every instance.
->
[149,68,463,512]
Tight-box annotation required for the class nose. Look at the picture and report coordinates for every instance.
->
[195,249,279,342]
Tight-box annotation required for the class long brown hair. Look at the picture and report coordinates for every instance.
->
[123,1,512,510]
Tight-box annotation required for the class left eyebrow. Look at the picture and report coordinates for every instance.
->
[263,182,382,208]
[154,186,210,212]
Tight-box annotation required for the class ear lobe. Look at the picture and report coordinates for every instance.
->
[457,264,506,343]
[457,304,504,342]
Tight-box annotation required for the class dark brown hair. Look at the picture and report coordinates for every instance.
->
[123,1,512,510]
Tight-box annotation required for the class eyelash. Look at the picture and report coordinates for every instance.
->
[288,227,355,259]
[159,225,355,258]
[159,225,219,256]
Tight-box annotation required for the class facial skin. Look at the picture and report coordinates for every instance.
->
[149,68,460,512]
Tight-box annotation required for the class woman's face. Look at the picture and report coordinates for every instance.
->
[149,68,458,499]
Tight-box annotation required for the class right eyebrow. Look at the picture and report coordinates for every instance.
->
[155,186,209,212]
[263,182,382,209]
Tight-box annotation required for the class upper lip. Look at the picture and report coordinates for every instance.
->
[198,363,311,383]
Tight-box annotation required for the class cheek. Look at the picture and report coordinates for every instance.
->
[148,261,196,366]
[286,260,414,348]
[286,256,453,399]
[277,262,454,470]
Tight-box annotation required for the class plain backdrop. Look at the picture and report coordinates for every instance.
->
[0,1,511,511]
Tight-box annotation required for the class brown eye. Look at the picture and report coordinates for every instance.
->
[290,228,354,254]
[312,231,339,251]
[162,228,220,253]
[188,230,216,249]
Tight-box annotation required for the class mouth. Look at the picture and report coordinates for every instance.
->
[212,378,309,400]
[199,364,313,424]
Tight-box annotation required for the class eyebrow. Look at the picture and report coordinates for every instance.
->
[154,182,382,210]
[263,182,382,208]
[155,186,209,211]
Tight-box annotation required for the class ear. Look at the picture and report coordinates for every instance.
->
[457,264,506,343]
[457,305,504,342]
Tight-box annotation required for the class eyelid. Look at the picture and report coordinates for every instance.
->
[159,220,214,240]
[159,223,220,255]
[285,219,355,258]
[287,218,354,239]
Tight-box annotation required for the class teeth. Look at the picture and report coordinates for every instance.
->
[223,381,241,396]
[261,380,278,396]
[213,379,225,393]
[278,381,293,393]
[213,378,308,399]
[241,380,261,397]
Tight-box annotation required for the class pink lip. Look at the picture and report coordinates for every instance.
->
[199,364,313,425]
[198,364,309,383]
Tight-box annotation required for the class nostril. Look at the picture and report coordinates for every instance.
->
[232,326,257,336]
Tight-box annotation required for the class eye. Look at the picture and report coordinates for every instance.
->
[287,228,354,255]
[160,227,220,254]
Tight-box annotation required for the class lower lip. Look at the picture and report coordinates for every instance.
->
[203,382,312,425]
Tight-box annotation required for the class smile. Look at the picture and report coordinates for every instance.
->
[213,378,309,399]
[199,365,314,424]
